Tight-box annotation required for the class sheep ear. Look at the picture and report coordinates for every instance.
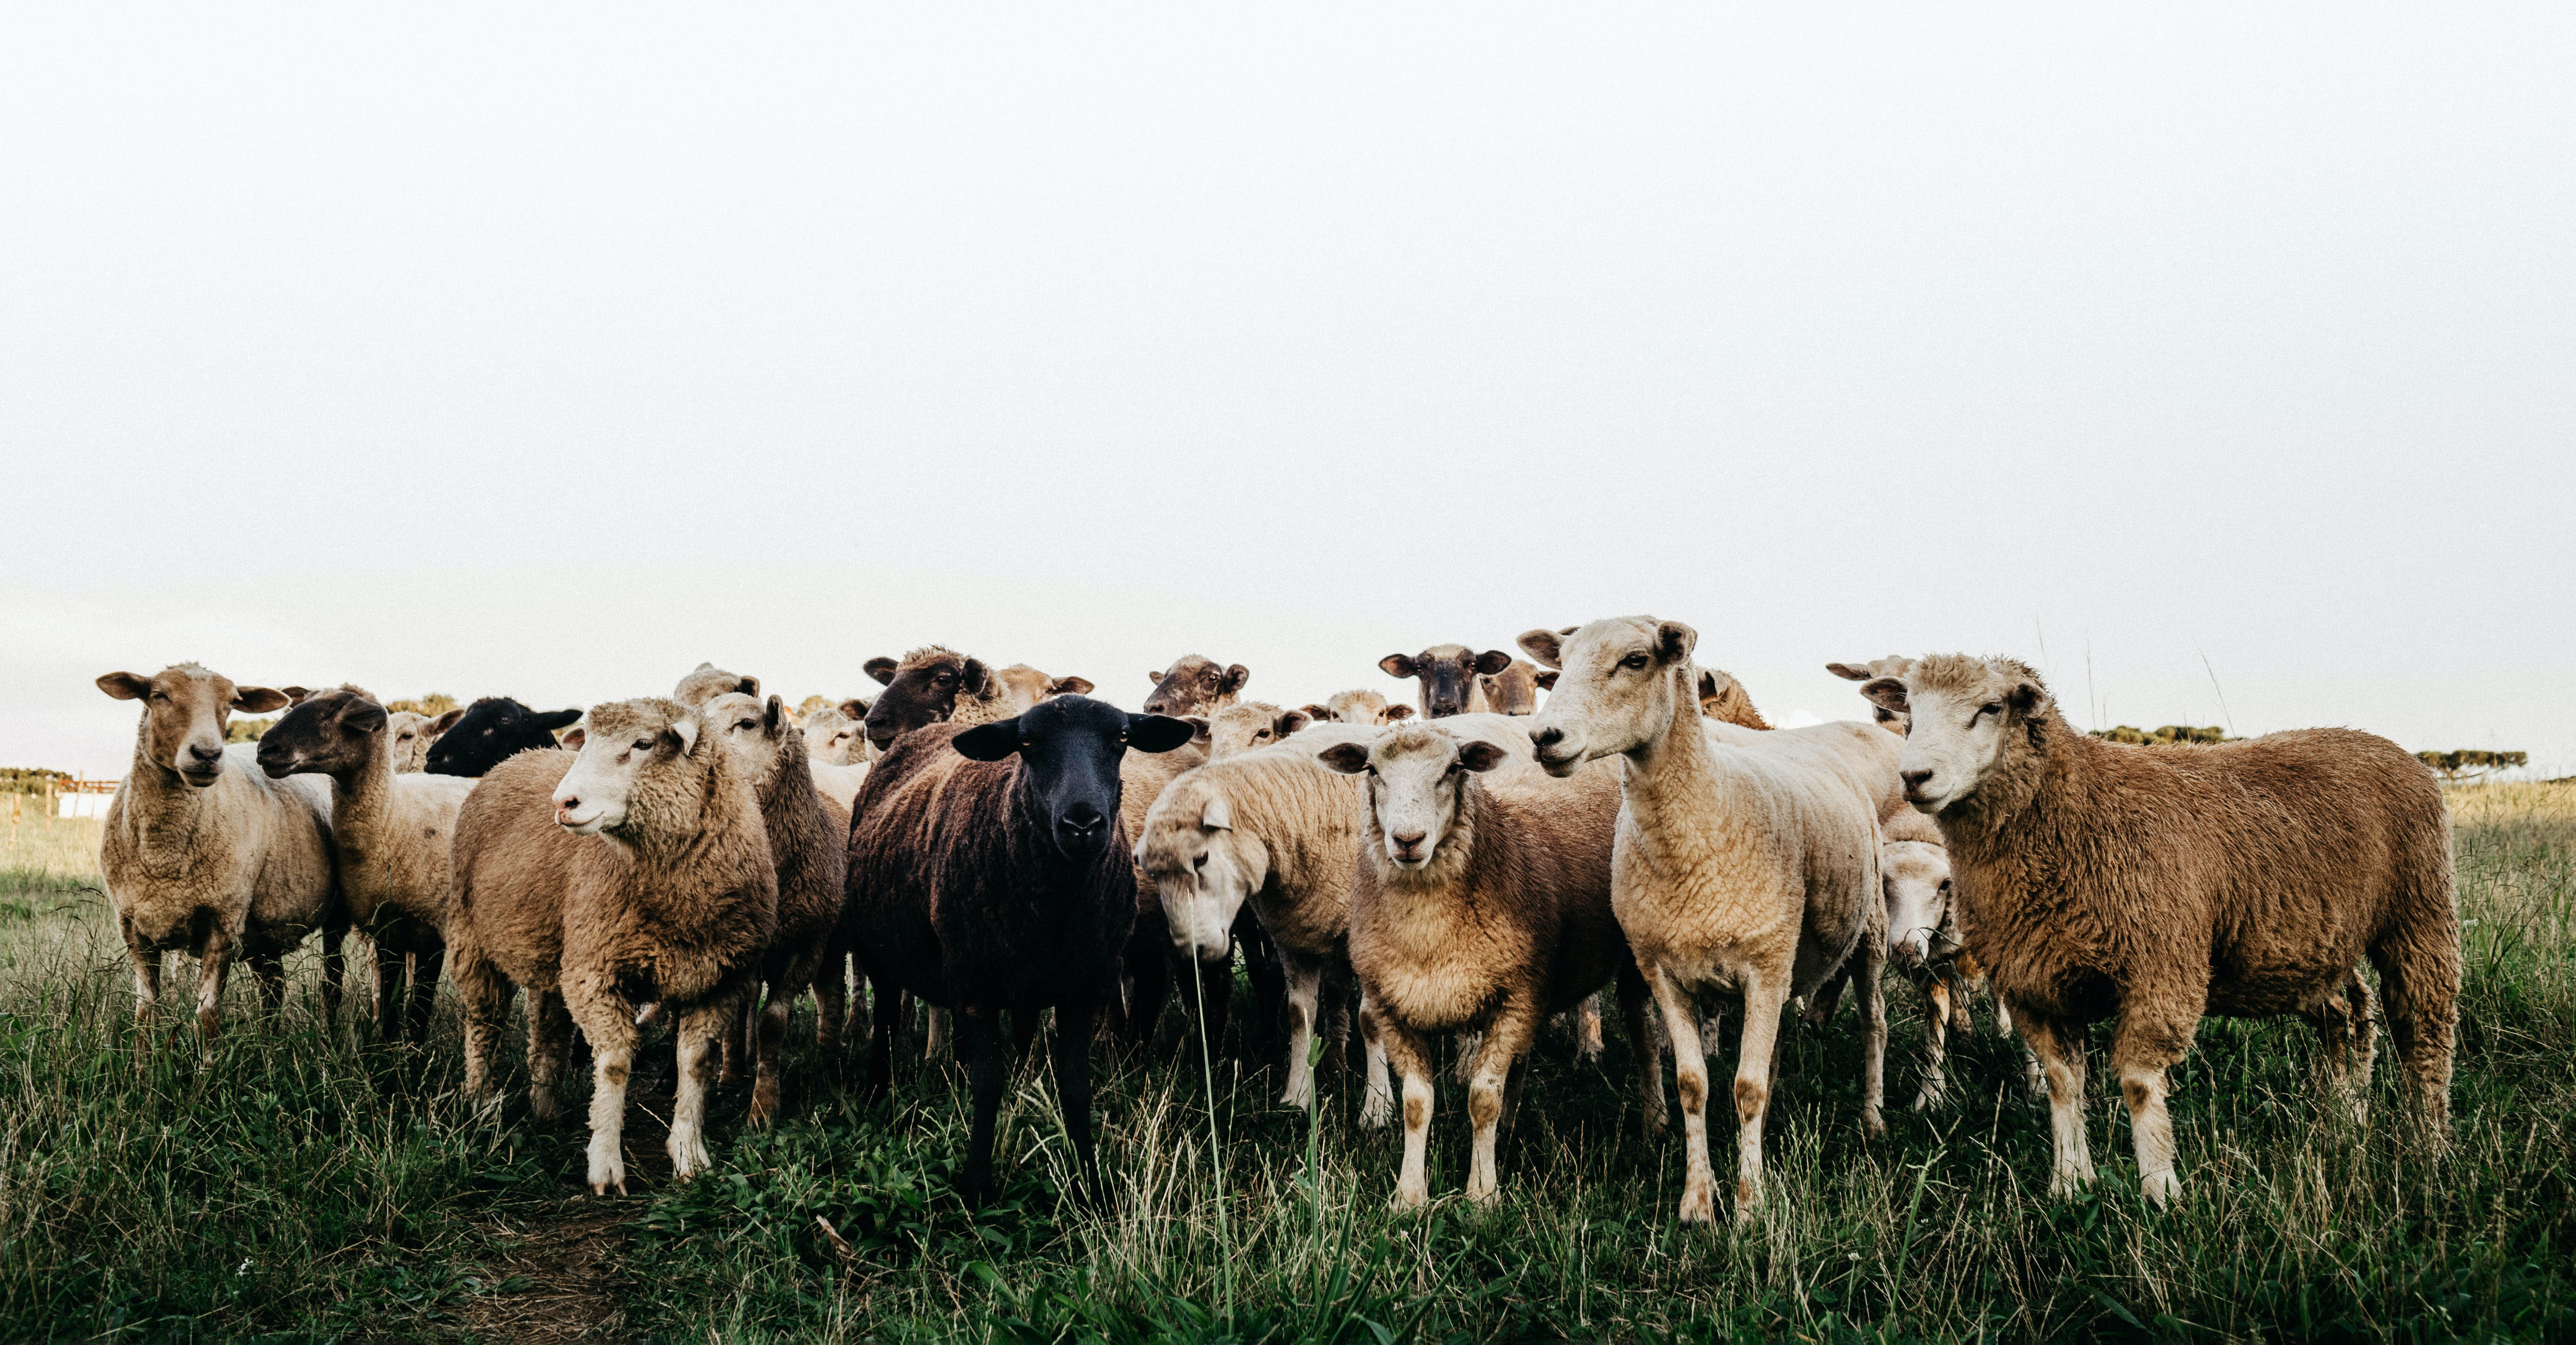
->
[1127,714,1197,754]
[1183,716,1211,746]
[1825,662,1872,682]
[560,726,588,751]
[1147,670,1165,686]
[1533,670,1558,691]
[1299,704,1333,722]
[1697,670,1720,701]
[341,698,389,733]
[1050,675,1095,697]
[97,672,151,701]
[1317,742,1372,775]
[1456,739,1510,773]
[1860,678,1910,715]
[691,662,716,674]
[1473,649,1513,676]
[533,708,584,732]
[1654,621,1696,665]
[764,694,789,739]
[232,686,291,714]
[736,676,760,698]
[1378,653,1418,680]
[837,698,870,721]
[431,708,466,734]
[865,658,899,686]
[1277,711,1310,736]
[1515,629,1563,669]
[281,686,316,705]
[1200,795,1232,831]
[2008,679,2053,720]
[1384,704,1414,721]
[951,718,1024,761]
[958,658,991,695]
[668,715,700,756]
[1220,664,1251,696]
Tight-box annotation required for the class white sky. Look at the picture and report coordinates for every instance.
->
[5,7,2571,779]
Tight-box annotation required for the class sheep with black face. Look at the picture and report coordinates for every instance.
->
[425,697,583,778]
[842,695,1195,1206]
[1380,644,1514,719]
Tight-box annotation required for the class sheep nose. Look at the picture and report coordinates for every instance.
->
[1900,769,1934,797]
[554,793,581,817]
[1531,727,1563,751]
[187,744,223,764]
[1391,829,1427,857]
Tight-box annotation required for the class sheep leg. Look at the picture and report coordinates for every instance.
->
[863,979,899,1104]
[1453,1031,1482,1084]
[1279,955,1326,1109]
[120,914,161,1039]
[373,940,407,1042]
[575,1001,638,1196]
[318,921,346,1027]
[1801,963,1848,1028]
[1464,1007,1537,1205]
[718,985,751,1086]
[2110,1013,2191,1208]
[1727,977,1790,1221]
[1123,947,1170,1052]
[1357,989,1394,1129]
[1378,1020,1436,1211]
[925,1006,950,1063]
[1050,996,1105,1209]
[452,945,511,1120]
[193,929,235,1057]
[1574,993,1605,1063]
[668,1001,724,1181]
[813,952,847,1053]
[1618,963,1666,1136]
[2019,1008,2096,1199]
[751,988,793,1128]
[1240,918,1287,1062]
[958,1005,1011,1208]
[1911,977,1952,1112]
[1641,964,1719,1225]
[527,989,574,1124]
[248,952,288,1019]
[2370,932,2458,1146]
[1855,938,1887,1138]
[407,946,444,1046]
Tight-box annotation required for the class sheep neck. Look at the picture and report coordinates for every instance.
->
[1614,664,1764,849]
[1369,776,1483,913]
[1936,709,2079,869]
[320,734,397,872]
[119,711,208,874]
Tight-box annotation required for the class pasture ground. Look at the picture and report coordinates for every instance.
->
[0,784,2568,1342]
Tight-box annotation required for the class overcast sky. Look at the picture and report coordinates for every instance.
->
[5,7,2570,779]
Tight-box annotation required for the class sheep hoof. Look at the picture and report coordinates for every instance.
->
[2141,1170,2181,1209]
[2047,1170,2091,1201]
[1677,1182,1718,1225]
[1389,1185,1429,1213]
[588,1153,627,1196]
[1360,1098,1392,1130]
[1910,1084,1946,1113]
[1861,1111,1885,1139]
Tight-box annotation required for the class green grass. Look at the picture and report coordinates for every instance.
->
[1,788,2569,1341]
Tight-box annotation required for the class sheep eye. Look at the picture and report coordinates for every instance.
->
[1978,703,2004,720]
[1620,654,1649,670]
[1938,879,1953,893]
[1193,854,1208,869]
[734,719,757,732]
[632,739,655,752]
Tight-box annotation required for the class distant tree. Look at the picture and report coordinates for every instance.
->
[0,768,69,795]
[227,718,272,744]
[2091,725,2235,746]
[2416,749,2528,783]
[797,695,833,721]
[386,693,460,717]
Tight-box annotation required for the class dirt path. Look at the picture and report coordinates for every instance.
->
[458,1061,677,1343]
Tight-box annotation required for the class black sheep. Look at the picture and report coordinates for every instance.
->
[844,695,1194,1206]
[425,697,582,778]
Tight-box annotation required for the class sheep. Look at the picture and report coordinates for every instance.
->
[1299,689,1416,727]
[842,696,1196,1205]
[1827,656,1916,734]
[1862,655,2457,1206]
[995,664,1096,715]
[1111,733,1287,1060]
[675,662,757,708]
[425,697,584,777]
[1316,725,1656,1209]
[1523,618,1897,1225]
[95,664,346,1048]
[805,699,873,765]
[253,687,476,1044]
[1144,655,1251,718]
[1381,644,1515,719]
[1696,668,1774,730]
[1185,701,1312,761]
[1476,660,1545,716]
[676,664,870,812]
[859,646,1014,753]
[386,708,460,773]
[449,697,776,1193]
[702,690,850,1118]
[1137,724,1403,1118]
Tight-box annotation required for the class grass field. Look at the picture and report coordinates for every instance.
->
[0,784,2568,1342]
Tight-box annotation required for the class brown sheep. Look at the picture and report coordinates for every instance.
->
[449,698,776,1194]
[703,691,851,1120]
[96,664,346,1049]
[1185,701,1312,761]
[1476,660,1545,716]
[1864,655,2457,1206]
[859,646,1015,752]
[1381,644,1514,719]
[1319,726,1654,1209]
[1144,655,1250,718]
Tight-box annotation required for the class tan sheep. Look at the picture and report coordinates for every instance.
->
[1143,655,1251,718]
[1318,725,1656,1209]
[96,664,345,1049]
[1864,655,2457,1206]
[1186,702,1312,761]
[386,707,461,773]
[1135,726,1393,1118]
[807,699,874,765]
[703,690,850,1121]
[993,664,1096,715]
[1380,644,1514,719]
[449,698,777,1193]
[1827,656,1916,734]
[1476,660,1545,716]
[1300,689,1416,727]
[1524,618,1896,1225]
[253,687,476,1043]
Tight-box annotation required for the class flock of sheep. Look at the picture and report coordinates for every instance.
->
[91,616,2461,1224]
